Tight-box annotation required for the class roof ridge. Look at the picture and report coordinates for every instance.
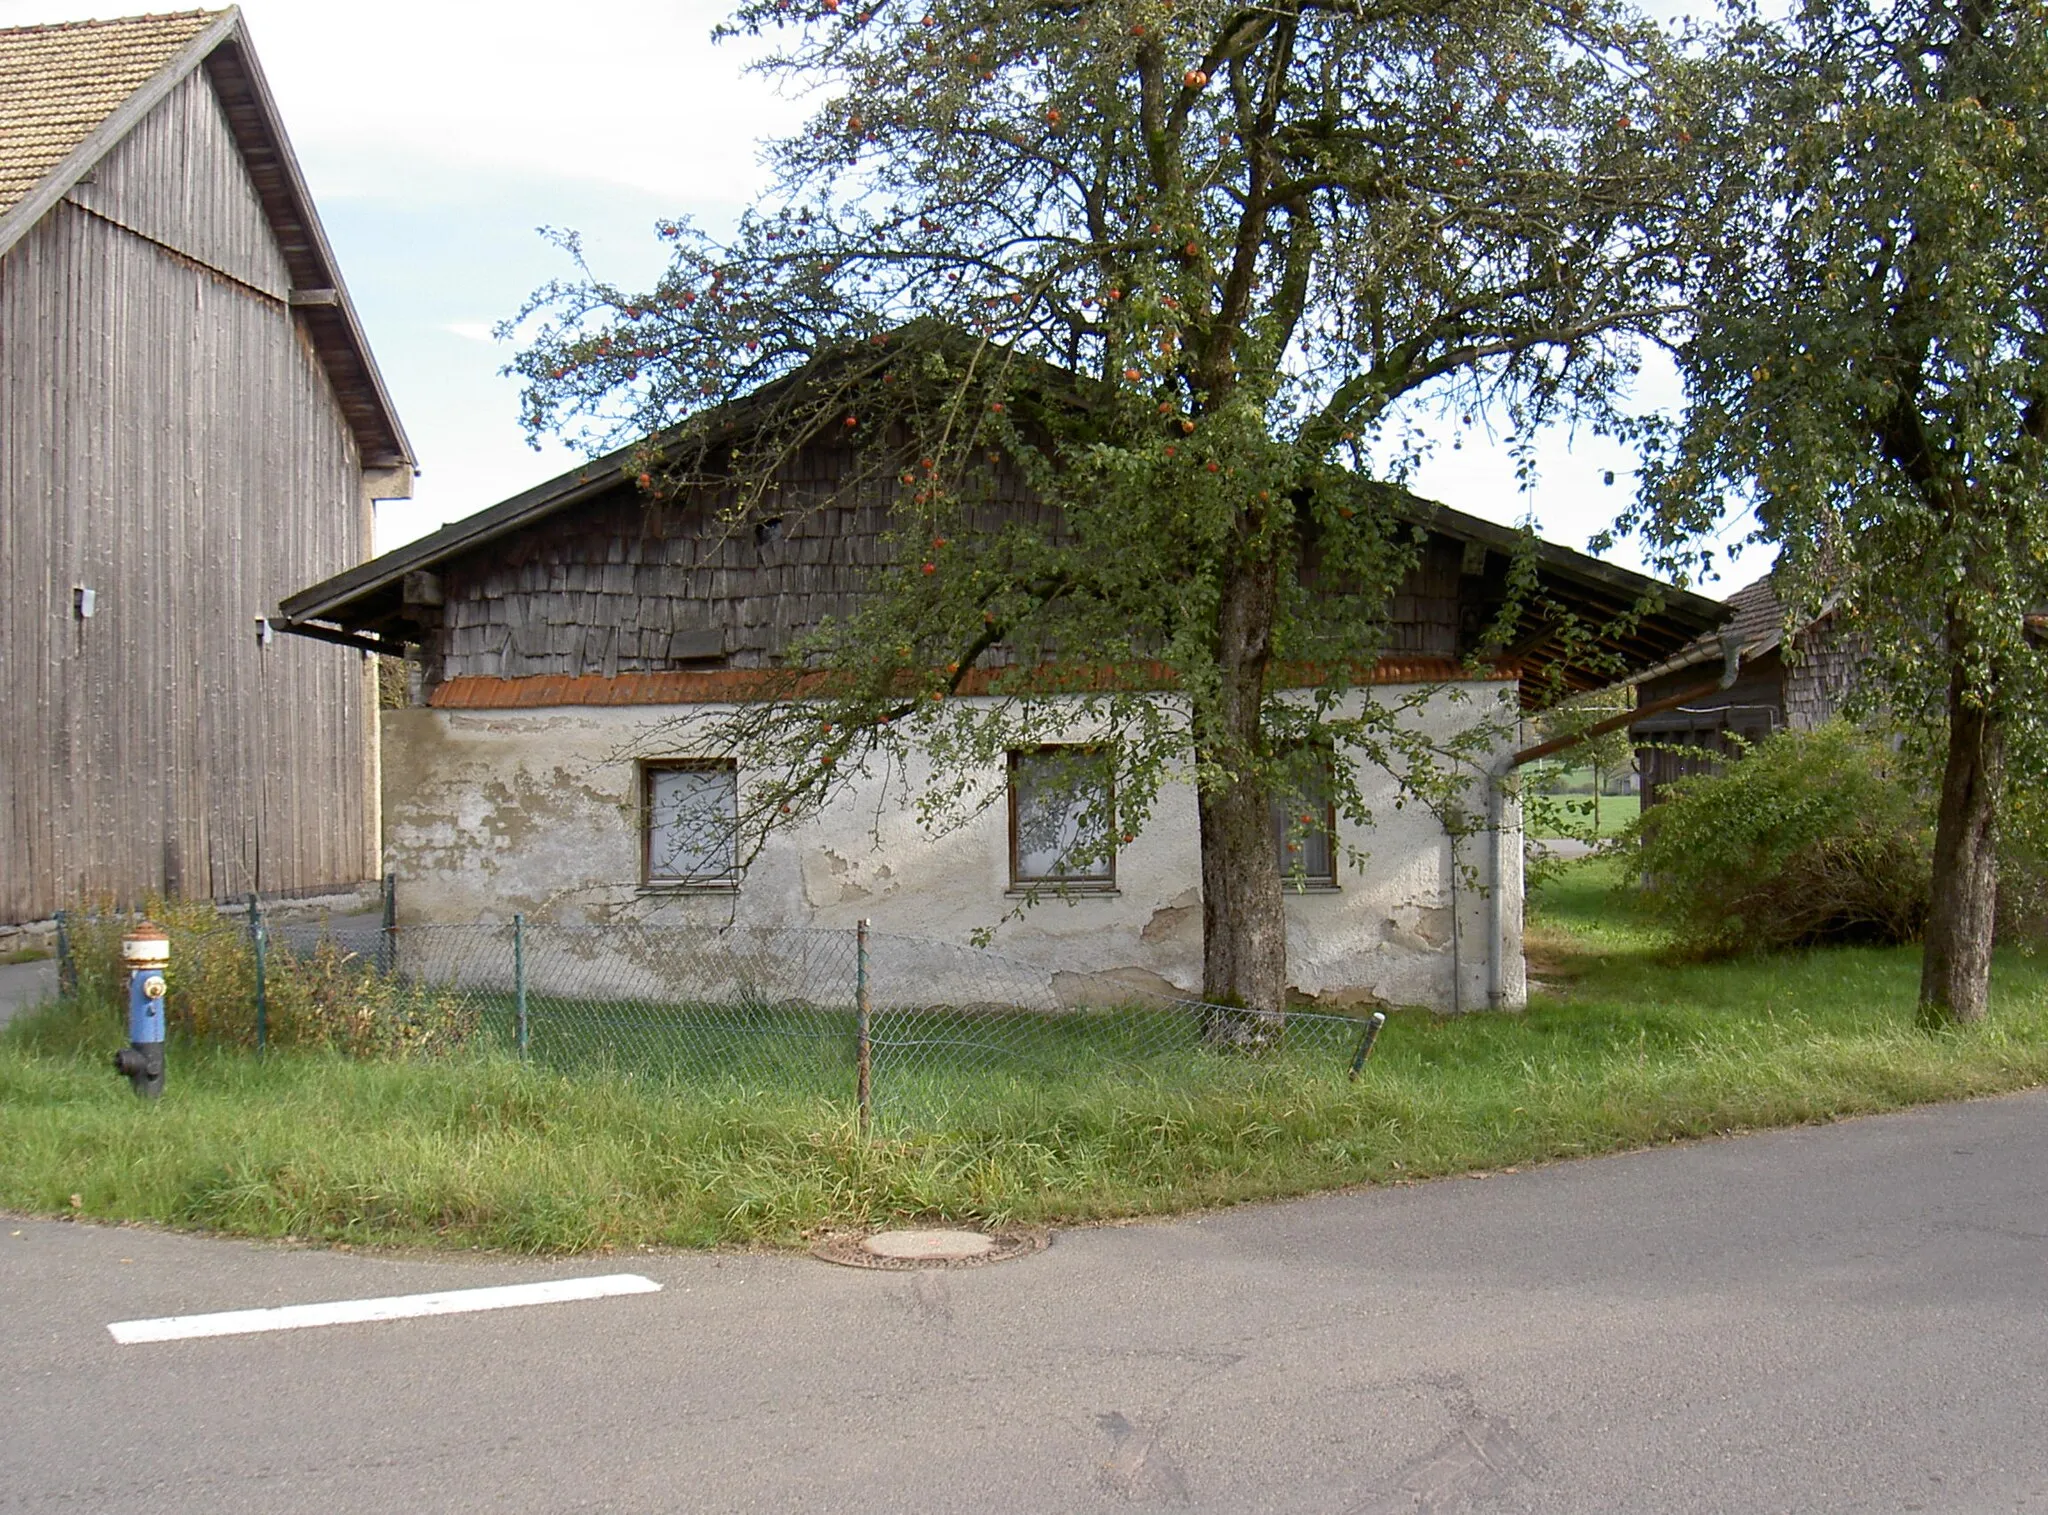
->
[0,10,224,41]
[0,9,228,223]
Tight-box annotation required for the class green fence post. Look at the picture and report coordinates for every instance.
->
[855,918,871,1137]
[1348,1012,1387,1080]
[247,894,268,1053]
[53,910,73,998]
[379,871,397,976]
[514,913,528,1059]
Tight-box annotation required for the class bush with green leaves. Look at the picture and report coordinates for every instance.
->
[63,899,478,1057]
[1624,723,1931,956]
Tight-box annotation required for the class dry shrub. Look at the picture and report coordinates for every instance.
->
[62,898,478,1057]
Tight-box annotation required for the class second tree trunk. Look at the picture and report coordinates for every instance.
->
[1920,670,2004,1025]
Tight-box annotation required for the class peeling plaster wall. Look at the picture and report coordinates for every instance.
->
[380,682,1524,1012]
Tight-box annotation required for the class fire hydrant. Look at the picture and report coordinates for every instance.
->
[112,920,169,1099]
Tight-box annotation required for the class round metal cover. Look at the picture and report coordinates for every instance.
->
[812,1227,1048,1270]
[865,1229,993,1260]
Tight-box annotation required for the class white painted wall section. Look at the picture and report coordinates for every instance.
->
[380,682,1526,1012]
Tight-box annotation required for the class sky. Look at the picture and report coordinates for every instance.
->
[1,0,1765,597]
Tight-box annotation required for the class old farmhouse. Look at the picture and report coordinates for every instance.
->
[283,420,1722,1012]
[0,9,412,924]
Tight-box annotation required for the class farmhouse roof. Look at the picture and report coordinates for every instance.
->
[1631,571,1832,688]
[0,7,413,468]
[281,414,1727,703]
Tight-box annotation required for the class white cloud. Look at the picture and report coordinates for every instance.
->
[443,322,499,344]
[249,0,804,203]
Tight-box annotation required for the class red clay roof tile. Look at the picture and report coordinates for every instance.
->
[426,658,1509,710]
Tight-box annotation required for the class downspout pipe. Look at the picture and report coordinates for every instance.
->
[1484,746,1518,1011]
[1485,635,1743,1010]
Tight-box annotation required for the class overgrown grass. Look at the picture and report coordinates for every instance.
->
[5,859,2046,1254]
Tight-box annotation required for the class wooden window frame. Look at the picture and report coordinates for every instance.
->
[1273,749,1340,890]
[1006,746,1117,891]
[640,758,742,890]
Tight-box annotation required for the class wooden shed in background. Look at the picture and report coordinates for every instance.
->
[0,8,414,923]
[1631,575,1863,809]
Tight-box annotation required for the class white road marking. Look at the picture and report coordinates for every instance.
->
[107,1272,661,1344]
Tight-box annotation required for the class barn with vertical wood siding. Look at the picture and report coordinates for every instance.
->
[0,8,414,923]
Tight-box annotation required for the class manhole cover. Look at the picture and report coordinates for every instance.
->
[866,1229,993,1260]
[812,1227,1048,1270]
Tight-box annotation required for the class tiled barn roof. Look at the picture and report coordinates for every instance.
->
[0,10,222,216]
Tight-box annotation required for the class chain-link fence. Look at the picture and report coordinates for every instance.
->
[54,902,1390,1129]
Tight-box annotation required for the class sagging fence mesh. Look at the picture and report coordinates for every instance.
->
[54,905,1389,1127]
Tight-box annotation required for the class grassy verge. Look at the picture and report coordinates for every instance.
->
[1529,790,1640,838]
[4,861,2046,1254]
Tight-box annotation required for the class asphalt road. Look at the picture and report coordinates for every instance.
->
[6,1093,2048,1514]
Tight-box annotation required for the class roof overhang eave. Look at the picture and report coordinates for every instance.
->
[278,443,642,625]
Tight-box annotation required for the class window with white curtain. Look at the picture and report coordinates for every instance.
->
[1008,747,1115,887]
[644,761,740,885]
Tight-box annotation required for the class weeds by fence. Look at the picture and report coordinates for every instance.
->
[53,902,1387,1129]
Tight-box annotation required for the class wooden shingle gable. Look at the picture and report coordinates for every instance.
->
[283,420,1726,707]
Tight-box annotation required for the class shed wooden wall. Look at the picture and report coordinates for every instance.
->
[1783,616,1864,731]
[419,453,1470,687]
[1629,608,1871,810]
[1630,656,1786,808]
[0,69,376,922]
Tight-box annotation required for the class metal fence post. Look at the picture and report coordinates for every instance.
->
[1348,1011,1388,1080]
[53,909,74,998]
[1447,829,1463,1016]
[379,871,397,976]
[855,918,871,1137]
[514,913,528,1059]
[247,894,268,1053]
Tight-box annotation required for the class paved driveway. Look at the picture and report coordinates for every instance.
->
[0,957,55,1031]
[5,1093,2047,1513]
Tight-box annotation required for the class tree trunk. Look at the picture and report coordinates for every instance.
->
[1919,667,2004,1026]
[1197,548,1287,1045]
[1198,765,1287,1038]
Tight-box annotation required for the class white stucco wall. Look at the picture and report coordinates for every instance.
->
[380,683,1527,1012]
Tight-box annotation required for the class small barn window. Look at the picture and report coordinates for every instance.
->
[1271,753,1338,888]
[644,761,740,886]
[1009,748,1115,888]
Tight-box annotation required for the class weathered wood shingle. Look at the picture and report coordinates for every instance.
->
[402,451,1474,686]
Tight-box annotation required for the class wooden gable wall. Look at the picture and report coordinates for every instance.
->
[0,68,377,921]
[1782,617,1864,731]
